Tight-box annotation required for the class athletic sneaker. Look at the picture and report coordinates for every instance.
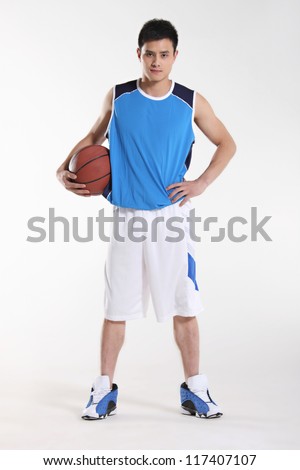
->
[180,374,223,419]
[81,375,118,420]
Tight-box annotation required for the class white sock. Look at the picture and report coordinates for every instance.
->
[93,375,111,390]
[187,374,208,393]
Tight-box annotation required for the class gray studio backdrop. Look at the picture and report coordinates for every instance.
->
[0,0,299,450]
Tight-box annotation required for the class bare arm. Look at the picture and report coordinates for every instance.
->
[193,92,236,186]
[166,92,237,206]
[56,87,113,196]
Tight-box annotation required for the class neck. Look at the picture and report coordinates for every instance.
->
[139,77,172,97]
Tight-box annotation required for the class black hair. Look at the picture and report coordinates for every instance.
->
[138,19,178,52]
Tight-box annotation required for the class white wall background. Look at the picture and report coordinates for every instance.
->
[0,0,299,450]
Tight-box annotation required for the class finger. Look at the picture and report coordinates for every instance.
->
[170,192,188,204]
[168,189,184,200]
[65,172,77,180]
[166,182,183,190]
[63,176,79,186]
[74,191,91,197]
[66,182,87,189]
[73,189,90,194]
[178,198,190,207]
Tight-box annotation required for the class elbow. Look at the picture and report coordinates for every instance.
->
[231,139,237,157]
[218,134,237,158]
[226,137,237,159]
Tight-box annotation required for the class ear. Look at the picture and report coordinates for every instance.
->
[137,48,141,61]
[173,49,179,61]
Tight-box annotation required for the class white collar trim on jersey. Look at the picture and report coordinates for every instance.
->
[137,78,174,100]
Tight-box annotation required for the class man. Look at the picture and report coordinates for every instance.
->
[56,19,236,420]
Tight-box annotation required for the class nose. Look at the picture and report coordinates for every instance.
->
[151,56,160,68]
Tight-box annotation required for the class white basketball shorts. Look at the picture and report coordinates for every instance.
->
[103,199,204,323]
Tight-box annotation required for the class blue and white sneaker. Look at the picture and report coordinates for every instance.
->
[81,375,118,420]
[180,374,223,419]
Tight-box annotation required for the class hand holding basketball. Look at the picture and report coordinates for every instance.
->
[57,145,111,197]
[68,145,111,196]
[57,169,91,197]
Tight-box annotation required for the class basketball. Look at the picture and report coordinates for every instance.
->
[68,145,111,196]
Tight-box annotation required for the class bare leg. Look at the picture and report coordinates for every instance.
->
[100,319,126,387]
[173,315,200,382]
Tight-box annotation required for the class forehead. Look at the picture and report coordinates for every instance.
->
[141,38,173,52]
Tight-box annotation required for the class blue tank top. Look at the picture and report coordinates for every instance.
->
[103,79,195,210]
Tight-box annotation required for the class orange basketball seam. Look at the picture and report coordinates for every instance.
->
[74,154,110,173]
[77,172,111,184]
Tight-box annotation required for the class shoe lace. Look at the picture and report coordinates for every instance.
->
[91,387,111,404]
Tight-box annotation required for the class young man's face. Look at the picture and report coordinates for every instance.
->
[137,38,178,82]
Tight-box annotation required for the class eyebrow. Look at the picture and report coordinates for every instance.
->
[145,50,170,54]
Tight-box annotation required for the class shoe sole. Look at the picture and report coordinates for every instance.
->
[181,406,223,419]
[81,407,117,420]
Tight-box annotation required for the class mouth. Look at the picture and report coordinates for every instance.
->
[150,69,162,74]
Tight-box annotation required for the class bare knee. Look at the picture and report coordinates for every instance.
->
[173,315,197,330]
[102,319,126,342]
[173,315,198,340]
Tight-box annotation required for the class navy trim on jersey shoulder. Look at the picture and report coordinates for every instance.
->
[172,83,194,108]
[115,80,137,100]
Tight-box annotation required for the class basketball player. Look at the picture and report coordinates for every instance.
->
[56,19,236,420]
